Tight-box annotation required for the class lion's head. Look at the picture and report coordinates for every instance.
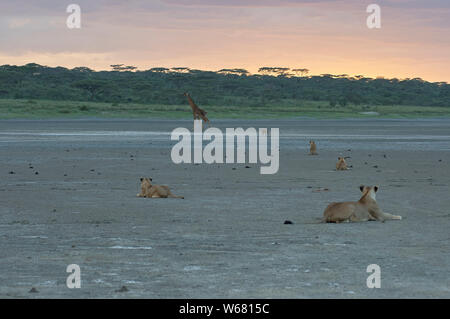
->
[359,185,379,200]
[140,177,153,188]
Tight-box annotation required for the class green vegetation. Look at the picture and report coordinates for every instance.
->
[0,63,449,119]
[1,99,450,119]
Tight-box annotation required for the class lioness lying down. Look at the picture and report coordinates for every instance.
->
[322,185,402,223]
[137,177,184,199]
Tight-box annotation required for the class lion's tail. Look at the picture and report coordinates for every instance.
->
[169,194,184,199]
[300,217,327,224]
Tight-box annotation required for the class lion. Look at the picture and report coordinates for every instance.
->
[309,140,318,155]
[322,185,402,223]
[336,157,348,170]
[137,177,184,199]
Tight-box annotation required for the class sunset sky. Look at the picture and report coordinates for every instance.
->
[0,0,449,82]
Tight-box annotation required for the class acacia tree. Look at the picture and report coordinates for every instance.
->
[258,67,291,77]
[72,67,93,73]
[292,68,309,77]
[170,67,190,73]
[124,66,137,72]
[149,67,169,73]
[217,68,249,76]
[110,64,137,72]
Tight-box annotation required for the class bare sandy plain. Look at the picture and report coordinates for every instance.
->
[0,118,449,298]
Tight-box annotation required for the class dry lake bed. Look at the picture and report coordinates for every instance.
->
[0,118,449,298]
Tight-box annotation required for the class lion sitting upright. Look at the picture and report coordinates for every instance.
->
[309,140,318,155]
[322,185,402,223]
[137,177,184,199]
[336,157,348,170]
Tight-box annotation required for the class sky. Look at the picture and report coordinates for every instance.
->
[0,0,449,82]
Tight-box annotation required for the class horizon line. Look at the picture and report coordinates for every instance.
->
[2,63,448,84]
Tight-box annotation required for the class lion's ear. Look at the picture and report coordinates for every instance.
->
[140,178,143,182]
[149,177,153,181]
[359,185,365,192]
[374,186,379,193]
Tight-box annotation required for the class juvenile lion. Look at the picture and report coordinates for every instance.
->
[137,177,184,199]
[336,157,348,170]
[322,185,402,223]
[309,140,318,155]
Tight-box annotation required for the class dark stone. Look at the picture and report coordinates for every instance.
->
[115,286,129,293]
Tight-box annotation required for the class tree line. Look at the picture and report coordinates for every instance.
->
[0,63,448,108]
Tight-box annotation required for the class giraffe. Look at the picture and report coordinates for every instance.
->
[183,92,210,126]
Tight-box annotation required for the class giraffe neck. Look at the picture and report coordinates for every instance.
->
[186,95,197,110]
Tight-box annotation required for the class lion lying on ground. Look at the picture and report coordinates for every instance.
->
[137,177,184,199]
[322,185,402,223]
